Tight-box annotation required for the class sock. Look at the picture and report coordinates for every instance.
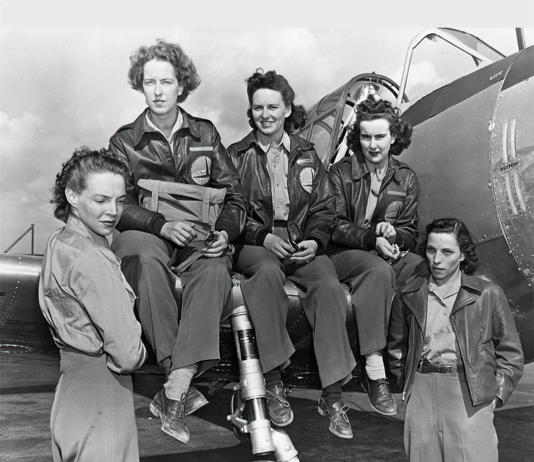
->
[264,367,283,390]
[322,380,342,406]
[365,351,386,381]
[164,363,198,401]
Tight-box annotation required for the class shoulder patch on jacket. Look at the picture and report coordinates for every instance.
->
[190,156,212,185]
[299,167,315,194]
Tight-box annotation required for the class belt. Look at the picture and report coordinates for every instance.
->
[417,362,464,374]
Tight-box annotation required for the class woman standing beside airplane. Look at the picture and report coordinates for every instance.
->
[388,218,523,461]
[39,147,146,462]
[327,96,424,416]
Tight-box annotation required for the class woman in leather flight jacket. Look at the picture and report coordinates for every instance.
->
[108,40,246,445]
[228,70,356,439]
[327,96,425,418]
[388,218,523,462]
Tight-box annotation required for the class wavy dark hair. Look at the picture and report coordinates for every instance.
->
[245,69,307,134]
[128,39,201,103]
[421,218,479,275]
[347,97,412,156]
[52,147,131,223]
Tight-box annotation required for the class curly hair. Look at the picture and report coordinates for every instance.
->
[347,96,413,156]
[128,39,201,103]
[245,69,307,134]
[421,218,479,275]
[52,147,131,223]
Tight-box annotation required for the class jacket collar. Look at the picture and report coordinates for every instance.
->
[401,272,481,324]
[400,275,428,329]
[65,215,109,249]
[234,130,315,157]
[452,273,480,315]
[350,151,408,184]
[132,107,201,147]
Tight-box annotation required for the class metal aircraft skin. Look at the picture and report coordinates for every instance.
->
[1,28,532,392]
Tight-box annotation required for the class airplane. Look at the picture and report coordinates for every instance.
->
[294,27,534,363]
[1,26,532,404]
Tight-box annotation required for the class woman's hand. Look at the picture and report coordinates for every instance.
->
[202,230,228,258]
[375,236,400,259]
[288,240,318,264]
[161,221,197,247]
[264,233,295,260]
[376,221,396,244]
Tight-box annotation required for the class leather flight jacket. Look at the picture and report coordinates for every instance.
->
[108,108,246,242]
[228,131,335,253]
[327,151,419,253]
[388,273,524,406]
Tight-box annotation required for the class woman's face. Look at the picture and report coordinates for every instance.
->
[359,118,395,168]
[66,172,126,237]
[251,88,291,142]
[426,232,465,287]
[142,59,183,120]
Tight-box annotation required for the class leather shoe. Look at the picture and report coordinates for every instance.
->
[266,384,294,427]
[149,389,190,444]
[318,396,353,439]
[361,375,398,416]
[185,386,209,416]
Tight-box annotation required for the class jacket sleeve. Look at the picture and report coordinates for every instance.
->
[491,285,524,404]
[329,163,372,250]
[392,170,420,251]
[108,134,167,236]
[387,293,409,388]
[302,156,336,253]
[208,130,247,243]
[227,143,272,247]
[70,248,147,374]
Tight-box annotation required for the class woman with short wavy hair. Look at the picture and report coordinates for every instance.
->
[40,147,146,461]
[228,69,357,439]
[327,95,425,418]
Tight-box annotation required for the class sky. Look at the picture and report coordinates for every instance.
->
[1,1,533,254]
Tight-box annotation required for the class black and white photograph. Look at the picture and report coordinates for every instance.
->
[1,1,533,461]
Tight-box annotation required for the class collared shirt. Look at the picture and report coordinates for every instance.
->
[422,271,462,365]
[38,215,146,374]
[363,162,388,227]
[146,108,183,156]
[258,132,291,222]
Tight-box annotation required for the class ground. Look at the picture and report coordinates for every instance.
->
[1,355,532,461]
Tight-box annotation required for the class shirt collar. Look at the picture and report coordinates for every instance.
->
[429,270,462,300]
[145,107,183,141]
[66,215,110,249]
[257,131,291,154]
[365,160,388,177]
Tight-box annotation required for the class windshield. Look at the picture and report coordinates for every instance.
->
[398,28,505,105]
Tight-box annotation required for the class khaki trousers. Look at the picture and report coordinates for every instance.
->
[405,371,498,462]
[51,349,139,462]
[234,245,356,388]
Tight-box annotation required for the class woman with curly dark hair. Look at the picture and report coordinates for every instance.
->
[388,217,523,461]
[228,69,356,439]
[327,95,424,418]
[39,147,146,461]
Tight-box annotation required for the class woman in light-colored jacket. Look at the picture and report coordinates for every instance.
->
[39,147,146,461]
